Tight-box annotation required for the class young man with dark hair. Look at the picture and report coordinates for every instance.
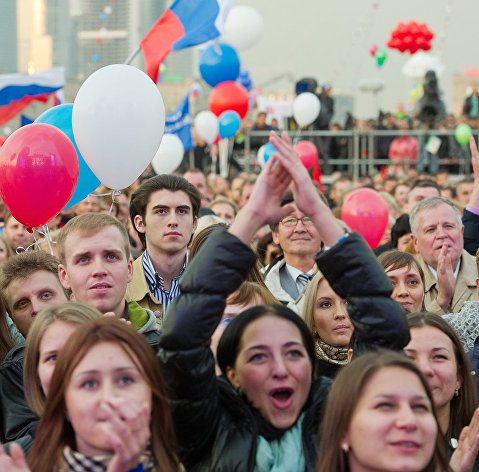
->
[127,175,201,322]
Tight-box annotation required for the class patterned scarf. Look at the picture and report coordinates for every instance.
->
[60,447,154,472]
[314,338,349,366]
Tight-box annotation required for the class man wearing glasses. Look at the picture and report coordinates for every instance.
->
[263,189,321,314]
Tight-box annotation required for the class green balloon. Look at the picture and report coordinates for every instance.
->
[455,124,472,145]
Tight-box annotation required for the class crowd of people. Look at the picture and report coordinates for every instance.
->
[0,129,479,471]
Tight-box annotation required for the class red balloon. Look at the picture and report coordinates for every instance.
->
[293,141,319,170]
[0,123,79,228]
[341,189,389,249]
[208,81,249,119]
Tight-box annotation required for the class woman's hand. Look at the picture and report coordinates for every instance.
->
[229,148,292,245]
[104,400,151,472]
[0,443,30,472]
[269,131,344,246]
[450,408,479,472]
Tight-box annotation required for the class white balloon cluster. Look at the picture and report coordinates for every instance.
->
[401,53,445,80]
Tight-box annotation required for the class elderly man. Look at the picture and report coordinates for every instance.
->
[410,196,479,314]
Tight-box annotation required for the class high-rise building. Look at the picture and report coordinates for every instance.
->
[0,0,18,73]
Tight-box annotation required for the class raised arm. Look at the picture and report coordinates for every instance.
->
[267,132,409,353]
[463,135,479,256]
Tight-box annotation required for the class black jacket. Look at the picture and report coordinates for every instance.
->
[0,344,38,454]
[158,229,408,471]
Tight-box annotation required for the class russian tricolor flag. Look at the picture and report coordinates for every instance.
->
[0,67,65,126]
[140,0,233,83]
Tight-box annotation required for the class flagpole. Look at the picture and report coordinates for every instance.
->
[124,46,141,65]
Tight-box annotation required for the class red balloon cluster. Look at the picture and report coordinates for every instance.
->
[387,21,434,54]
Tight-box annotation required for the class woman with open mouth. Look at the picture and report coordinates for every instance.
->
[157,132,408,471]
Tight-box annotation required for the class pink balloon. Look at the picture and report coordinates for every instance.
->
[0,123,79,228]
[293,141,319,170]
[369,44,378,56]
[341,189,389,249]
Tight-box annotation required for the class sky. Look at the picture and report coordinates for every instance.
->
[235,0,477,119]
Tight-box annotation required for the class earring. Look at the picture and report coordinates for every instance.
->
[341,442,349,453]
[455,388,460,397]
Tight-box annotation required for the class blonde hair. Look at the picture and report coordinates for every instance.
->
[302,271,325,334]
[24,302,102,416]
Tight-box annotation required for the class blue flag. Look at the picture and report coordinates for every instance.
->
[165,94,193,150]
[20,114,33,126]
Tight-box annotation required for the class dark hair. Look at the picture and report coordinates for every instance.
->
[318,351,452,472]
[217,304,315,375]
[28,318,178,472]
[129,174,201,248]
[405,179,440,203]
[407,312,479,442]
[390,214,411,249]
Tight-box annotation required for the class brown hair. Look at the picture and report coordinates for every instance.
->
[28,317,178,472]
[377,250,425,287]
[318,351,452,472]
[0,251,64,311]
[23,302,102,416]
[56,213,130,264]
[0,295,14,362]
[129,174,201,248]
[227,281,276,306]
[407,312,479,442]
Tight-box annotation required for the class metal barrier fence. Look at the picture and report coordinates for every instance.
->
[239,129,479,179]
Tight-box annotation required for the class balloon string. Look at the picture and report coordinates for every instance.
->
[15,225,55,255]
[109,190,122,216]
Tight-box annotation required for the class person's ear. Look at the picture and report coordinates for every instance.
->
[134,215,145,234]
[226,366,241,391]
[126,257,134,284]
[272,230,280,245]
[58,264,71,290]
[192,216,198,233]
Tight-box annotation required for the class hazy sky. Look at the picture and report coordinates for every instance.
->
[236,0,477,118]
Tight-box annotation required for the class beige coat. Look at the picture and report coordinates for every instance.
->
[126,254,163,328]
[417,250,479,315]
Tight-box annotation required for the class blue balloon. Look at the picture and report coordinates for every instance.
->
[263,143,278,163]
[199,43,240,88]
[218,110,241,139]
[92,54,100,63]
[35,104,101,209]
[99,13,107,22]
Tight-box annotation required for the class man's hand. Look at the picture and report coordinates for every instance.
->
[436,243,455,313]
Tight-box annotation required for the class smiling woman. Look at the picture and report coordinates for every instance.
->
[318,351,452,472]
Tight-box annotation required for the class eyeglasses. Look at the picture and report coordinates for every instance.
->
[280,216,313,227]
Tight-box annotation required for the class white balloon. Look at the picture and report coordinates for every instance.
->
[194,110,218,144]
[72,64,165,189]
[222,6,264,52]
[292,92,321,127]
[151,134,184,174]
